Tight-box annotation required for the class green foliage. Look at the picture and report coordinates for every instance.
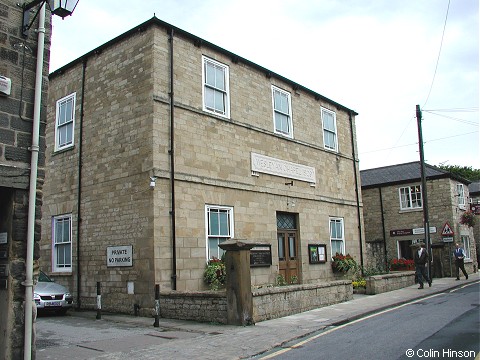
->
[275,274,299,286]
[275,274,287,286]
[352,279,367,289]
[438,165,480,181]
[351,264,388,289]
[361,265,387,277]
[331,253,357,273]
[204,257,226,290]
[460,211,476,228]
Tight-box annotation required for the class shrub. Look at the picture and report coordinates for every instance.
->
[204,257,226,290]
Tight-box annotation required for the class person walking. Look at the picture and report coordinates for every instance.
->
[453,243,468,280]
[414,243,431,289]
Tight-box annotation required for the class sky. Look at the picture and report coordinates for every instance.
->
[49,0,479,171]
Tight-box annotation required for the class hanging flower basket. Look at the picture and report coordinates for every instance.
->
[460,211,476,228]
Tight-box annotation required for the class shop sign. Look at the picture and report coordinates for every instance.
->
[390,229,413,236]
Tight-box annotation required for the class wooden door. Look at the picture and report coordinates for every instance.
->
[277,230,298,283]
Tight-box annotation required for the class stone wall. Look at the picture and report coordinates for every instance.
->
[160,291,228,324]
[0,1,51,358]
[158,280,353,324]
[365,240,387,271]
[365,271,415,295]
[252,280,352,322]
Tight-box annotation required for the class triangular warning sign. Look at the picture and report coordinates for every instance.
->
[442,222,454,236]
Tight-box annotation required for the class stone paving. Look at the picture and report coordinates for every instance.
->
[36,273,479,360]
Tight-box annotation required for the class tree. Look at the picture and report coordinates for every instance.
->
[437,165,480,182]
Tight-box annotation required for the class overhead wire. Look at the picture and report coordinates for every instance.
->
[422,0,451,109]
[381,1,452,164]
[422,110,478,126]
[360,130,477,155]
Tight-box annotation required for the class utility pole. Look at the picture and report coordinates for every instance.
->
[416,105,432,280]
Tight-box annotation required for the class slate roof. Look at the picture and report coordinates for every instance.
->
[360,161,470,189]
[469,181,480,195]
[49,17,357,116]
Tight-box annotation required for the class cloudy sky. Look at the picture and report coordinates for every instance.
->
[49,0,479,171]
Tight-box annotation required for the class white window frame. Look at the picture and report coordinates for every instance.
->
[321,107,338,152]
[271,85,293,138]
[205,205,234,260]
[460,235,471,259]
[55,93,76,151]
[456,183,466,209]
[329,217,345,256]
[52,214,72,272]
[202,56,230,118]
[399,185,423,210]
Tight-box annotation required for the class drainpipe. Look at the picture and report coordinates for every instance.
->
[24,4,46,359]
[168,28,177,290]
[349,112,364,270]
[379,187,388,270]
[76,58,87,308]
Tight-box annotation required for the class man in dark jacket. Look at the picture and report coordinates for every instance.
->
[453,243,469,280]
[414,243,431,289]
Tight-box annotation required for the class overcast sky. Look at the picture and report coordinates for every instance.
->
[49,0,479,171]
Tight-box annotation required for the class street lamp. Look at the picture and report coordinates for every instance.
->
[19,2,79,358]
[21,0,80,36]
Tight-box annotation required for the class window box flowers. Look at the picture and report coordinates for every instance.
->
[331,253,357,273]
[389,258,414,271]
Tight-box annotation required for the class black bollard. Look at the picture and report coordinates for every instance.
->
[96,282,101,320]
[153,284,160,327]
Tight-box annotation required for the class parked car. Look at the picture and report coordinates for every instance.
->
[34,271,73,314]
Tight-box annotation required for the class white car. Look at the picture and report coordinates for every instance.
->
[34,271,73,314]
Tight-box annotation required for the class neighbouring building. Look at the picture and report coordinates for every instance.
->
[361,162,477,278]
[468,181,480,265]
[0,1,51,358]
[41,17,364,314]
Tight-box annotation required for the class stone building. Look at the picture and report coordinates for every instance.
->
[41,17,364,314]
[361,162,477,278]
[468,181,480,265]
[0,1,51,358]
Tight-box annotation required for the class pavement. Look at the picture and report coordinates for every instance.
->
[37,272,479,360]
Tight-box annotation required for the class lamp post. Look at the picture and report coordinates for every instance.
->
[20,1,79,359]
[22,0,79,36]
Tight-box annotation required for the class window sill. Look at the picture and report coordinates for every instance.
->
[53,145,75,156]
[51,271,73,276]
[398,208,423,213]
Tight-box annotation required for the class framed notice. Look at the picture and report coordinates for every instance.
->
[308,244,326,264]
[250,245,272,267]
[0,232,7,244]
